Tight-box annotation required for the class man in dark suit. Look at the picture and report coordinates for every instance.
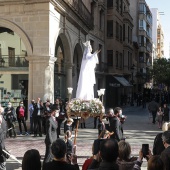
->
[44,105,58,163]
[43,139,79,170]
[148,99,159,124]
[109,107,123,141]
[160,131,170,170]
[32,98,44,137]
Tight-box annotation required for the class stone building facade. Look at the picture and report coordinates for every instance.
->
[130,0,153,92]
[106,0,134,107]
[0,0,106,108]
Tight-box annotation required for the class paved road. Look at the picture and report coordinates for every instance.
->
[5,104,163,170]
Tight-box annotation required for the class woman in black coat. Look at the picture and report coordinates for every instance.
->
[163,104,169,122]
[43,105,58,163]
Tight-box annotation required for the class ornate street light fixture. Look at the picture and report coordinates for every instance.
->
[67,87,73,102]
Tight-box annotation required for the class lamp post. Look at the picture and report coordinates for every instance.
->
[97,90,102,100]
[67,87,73,102]
[130,65,135,106]
[97,89,105,103]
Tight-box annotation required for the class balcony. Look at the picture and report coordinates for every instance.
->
[63,0,94,29]
[0,56,28,68]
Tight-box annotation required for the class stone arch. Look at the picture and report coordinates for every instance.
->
[54,29,72,62]
[54,31,72,99]
[0,18,33,55]
[72,42,83,97]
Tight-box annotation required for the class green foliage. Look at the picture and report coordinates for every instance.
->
[150,58,170,86]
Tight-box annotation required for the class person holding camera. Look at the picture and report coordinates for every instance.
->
[4,102,17,138]
[117,140,143,170]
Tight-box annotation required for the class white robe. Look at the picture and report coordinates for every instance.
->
[76,48,98,100]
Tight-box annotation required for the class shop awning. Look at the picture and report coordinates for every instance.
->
[113,76,132,87]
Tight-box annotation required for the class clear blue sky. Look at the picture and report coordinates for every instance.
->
[146,0,170,58]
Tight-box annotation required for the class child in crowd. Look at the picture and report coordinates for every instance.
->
[64,118,74,133]
[157,106,163,129]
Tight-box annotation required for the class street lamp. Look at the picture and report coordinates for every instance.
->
[67,87,73,102]
[130,64,135,106]
[99,89,105,103]
[97,90,102,100]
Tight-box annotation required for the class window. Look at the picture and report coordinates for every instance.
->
[123,50,124,69]
[107,20,113,37]
[139,36,146,47]
[128,26,130,43]
[139,52,144,63]
[139,20,146,31]
[158,39,160,44]
[127,26,132,43]
[8,47,15,67]
[116,51,119,68]
[128,52,132,70]
[123,24,125,41]
[139,3,146,14]
[116,22,119,39]
[116,0,119,12]
[120,25,122,42]
[99,10,104,30]
[107,50,113,66]
[107,0,113,8]
[120,0,123,14]
[91,2,95,16]
[157,29,160,35]
[130,28,132,43]
[119,53,122,69]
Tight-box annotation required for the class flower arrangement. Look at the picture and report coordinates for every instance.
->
[66,98,105,119]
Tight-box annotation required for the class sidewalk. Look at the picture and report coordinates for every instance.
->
[6,105,162,170]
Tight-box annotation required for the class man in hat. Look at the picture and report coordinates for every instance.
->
[160,130,170,170]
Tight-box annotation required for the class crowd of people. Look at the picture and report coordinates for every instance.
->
[0,97,170,170]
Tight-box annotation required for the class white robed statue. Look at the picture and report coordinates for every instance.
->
[76,41,100,100]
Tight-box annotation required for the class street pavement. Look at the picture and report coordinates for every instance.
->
[5,104,163,170]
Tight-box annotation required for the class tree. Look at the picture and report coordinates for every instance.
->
[150,58,170,87]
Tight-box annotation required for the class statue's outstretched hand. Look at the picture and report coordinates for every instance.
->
[95,49,101,54]
[97,49,101,54]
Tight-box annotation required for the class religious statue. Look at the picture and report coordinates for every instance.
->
[76,41,101,100]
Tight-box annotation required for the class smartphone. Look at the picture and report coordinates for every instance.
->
[142,144,149,157]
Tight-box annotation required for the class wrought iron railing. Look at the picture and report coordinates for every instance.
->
[0,55,28,67]
[63,0,94,29]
